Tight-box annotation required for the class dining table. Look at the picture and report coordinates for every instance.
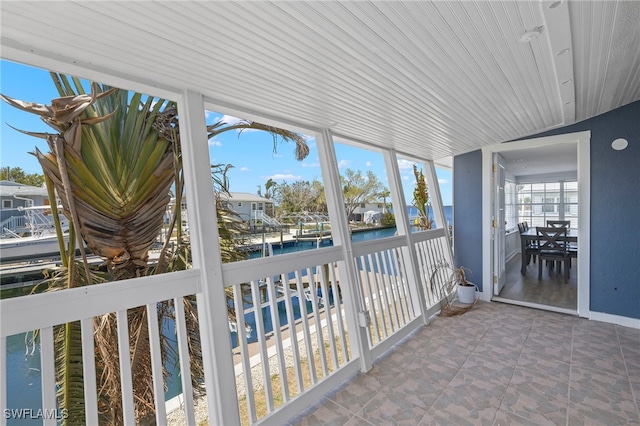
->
[520,227,578,275]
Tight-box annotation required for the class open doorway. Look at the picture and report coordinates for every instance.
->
[481,131,591,317]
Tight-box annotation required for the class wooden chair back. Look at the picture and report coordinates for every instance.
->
[547,220,570,228]
[536,227,568,256]
[536,226,570,281]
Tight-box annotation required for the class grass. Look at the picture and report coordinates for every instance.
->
[235,336,349,426]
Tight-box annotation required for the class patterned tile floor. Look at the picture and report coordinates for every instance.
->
[288,302,640,426]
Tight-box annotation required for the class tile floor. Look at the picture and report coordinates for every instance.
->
[288,302,640,425]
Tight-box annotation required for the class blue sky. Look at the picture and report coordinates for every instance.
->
[1,59,452,205]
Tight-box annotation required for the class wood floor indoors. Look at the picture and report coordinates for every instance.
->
[498,254,578,310]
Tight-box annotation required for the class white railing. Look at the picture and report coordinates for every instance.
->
[352,235,417,348]
[1,231,454,425]
[251,210,281,227]
[0,270,202,426]
[411,228,456,311]
[0,215,26,237]
[222,246,354,425]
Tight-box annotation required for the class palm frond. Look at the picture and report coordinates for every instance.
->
[207,119,309,161]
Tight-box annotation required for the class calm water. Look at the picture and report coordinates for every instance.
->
[406,205,453,226]
[4,217,451,416]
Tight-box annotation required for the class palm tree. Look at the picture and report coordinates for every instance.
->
[264,178,277,199]
[378,189,390,213]
[1,74,309,424]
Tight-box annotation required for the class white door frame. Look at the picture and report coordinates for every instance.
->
[481,131,591,318]
[492,153,507,296]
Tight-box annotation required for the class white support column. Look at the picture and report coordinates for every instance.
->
[383,150,428,323]
[316,129,372,373]
[178,90,240,425]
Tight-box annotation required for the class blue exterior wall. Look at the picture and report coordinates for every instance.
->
[525,100,640,319]
[453,149,484,290]
[453,100,640,319]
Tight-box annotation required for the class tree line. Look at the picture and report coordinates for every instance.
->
[0,166,45,187]
[265,168,388,219]
[5,164,389,221]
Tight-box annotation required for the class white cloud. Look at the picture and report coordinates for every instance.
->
[397,159,416,170]
[273,153,283,158]
[208,139,222,147]
[219,114,244,125]
[338,159,351,169]
[240,167,250,172]
[269,173,302,181]
[301,161,320,168]
[402,175,409,181]
[208,114,223,123]
[365,161,373,167]
[208,113,245,126]
[439,178,449,185]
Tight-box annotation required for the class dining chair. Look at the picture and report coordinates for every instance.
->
[518,223,537,273]
[547,221,577,266]
[535,226,570,282]
[547,220,570,228]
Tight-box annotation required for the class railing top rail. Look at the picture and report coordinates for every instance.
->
[1,269,201,337]
[349,229,447,258]
[407,227,447,244]
[222,246,342,286]
[351,235,406,257]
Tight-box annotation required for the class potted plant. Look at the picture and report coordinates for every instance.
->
[453,266,477,304]
[429,261,478,316]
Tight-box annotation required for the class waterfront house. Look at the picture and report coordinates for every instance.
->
[175,192,279,232]
[1,2,638,425]
[226,192,277,226]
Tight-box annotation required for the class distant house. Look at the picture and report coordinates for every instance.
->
[0,180,49,224]
[226,192,276,222]
[171,192,277,228]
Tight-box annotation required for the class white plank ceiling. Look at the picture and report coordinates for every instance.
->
[1,1,639,161]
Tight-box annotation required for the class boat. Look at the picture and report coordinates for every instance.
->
[295,230,332,242]
[0,206,69,264]
[0,234,66,264]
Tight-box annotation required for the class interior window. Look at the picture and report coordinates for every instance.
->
[517,181,577,227]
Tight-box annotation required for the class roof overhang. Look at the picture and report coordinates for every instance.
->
[1,1,639,161]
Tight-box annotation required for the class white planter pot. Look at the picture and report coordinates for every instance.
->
[457,284,476,304]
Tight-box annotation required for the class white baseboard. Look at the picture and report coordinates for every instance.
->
[505,250,519,263]
[589,311,640,329]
